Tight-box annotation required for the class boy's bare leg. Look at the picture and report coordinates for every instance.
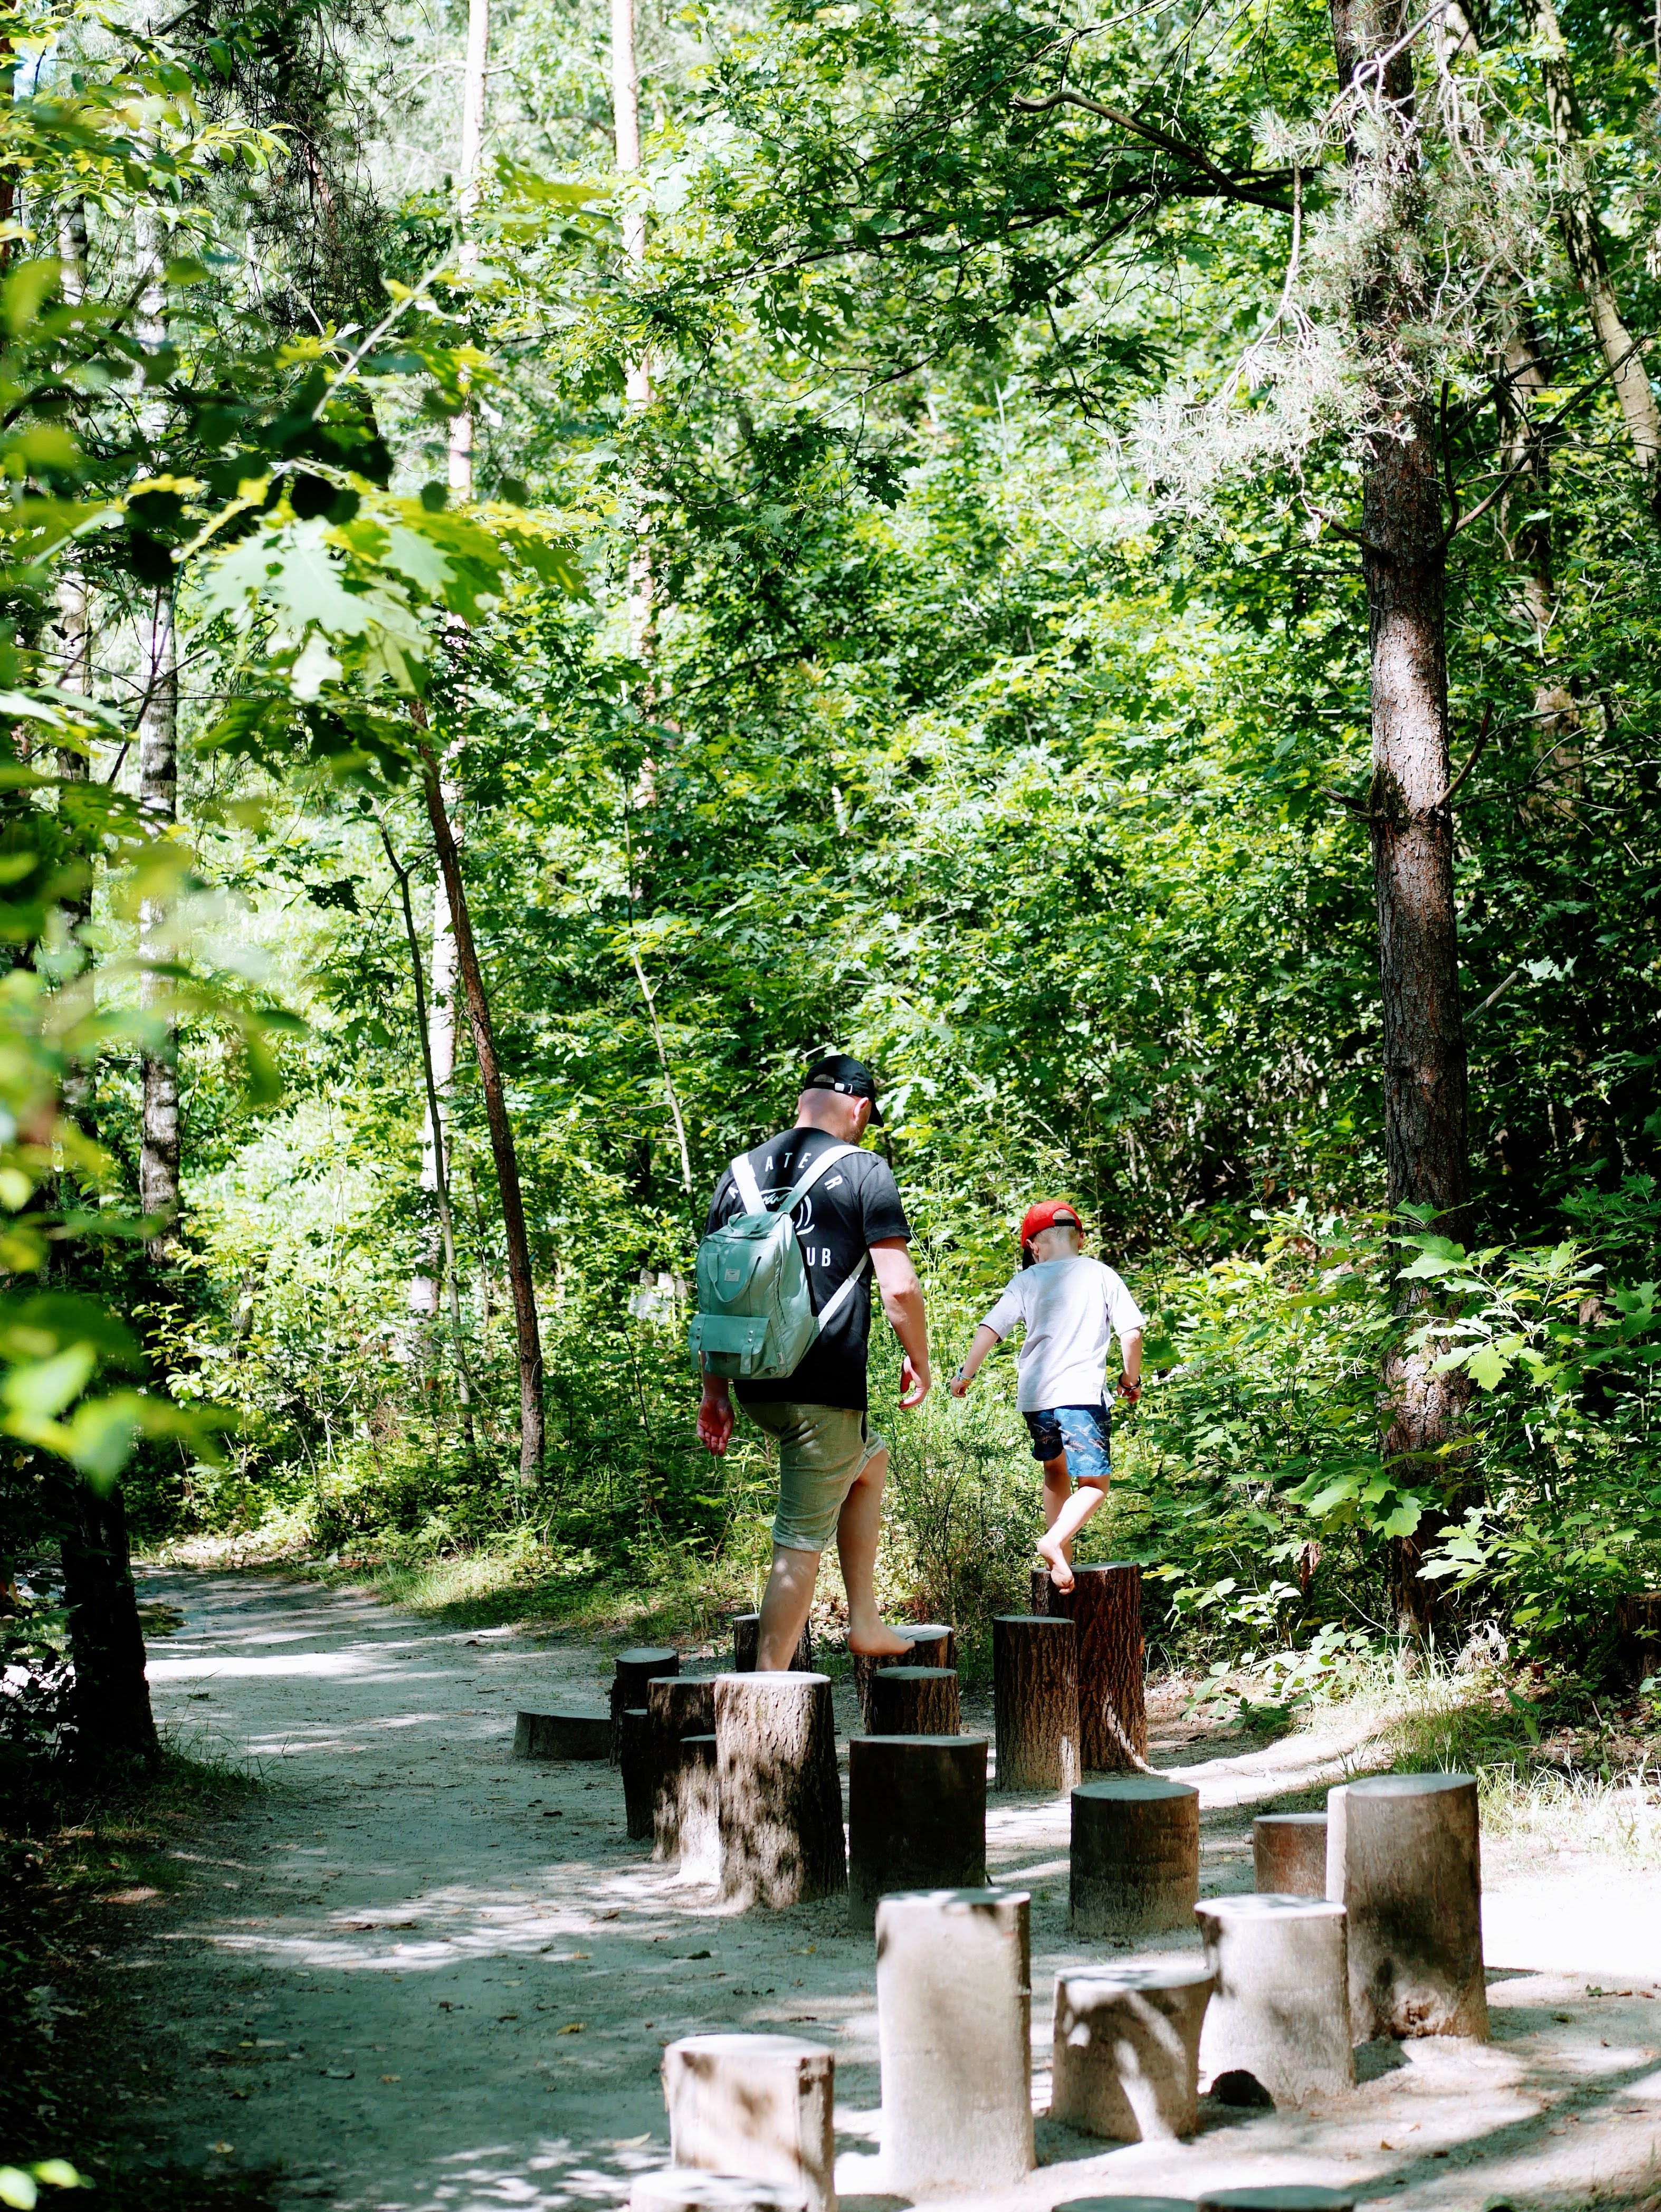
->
[1041,1454,1072,1547]
[836,1447,911,1657]
[1037,1461,1108,1593]
[757,1544,818,1669]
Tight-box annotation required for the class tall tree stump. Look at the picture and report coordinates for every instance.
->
[867,1666,959,1737]
[648,1678,718,1861]
[619,1706,654,1840]
[1253,1813,1327,1896]
[715,1672,846,1906]
[853,1624,955,1724]
[1196,1894,1353,2108]
[1326,1774,1486,2040]
[1070,1776,1199,1936]
[1051,1964,1214,2142]
[992,1615,1080,1792]
[663,2033,835,2212]
[732,1614,813,1673]
[612,1645,677,1759]
[664,1733,720,1883]
[875,1887,1033,2193]
[1030,1563,1145,1771]
[631,2175,806,2212]
[847,1734,987,1930]
[513,1709,609,1760]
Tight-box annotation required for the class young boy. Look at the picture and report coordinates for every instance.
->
[948,1202,1144,1592]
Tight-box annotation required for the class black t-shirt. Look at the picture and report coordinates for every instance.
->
[704,1127,912,1411]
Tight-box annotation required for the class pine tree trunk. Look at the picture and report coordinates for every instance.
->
[58,1481,159,1769]
[1329,0,1473,1633]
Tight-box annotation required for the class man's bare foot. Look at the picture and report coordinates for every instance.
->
[847,1621,913,1658]
[1036,1533,1075,1593]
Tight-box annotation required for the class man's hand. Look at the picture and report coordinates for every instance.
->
[899,1353,931,1409]
[697,1379,736,1455]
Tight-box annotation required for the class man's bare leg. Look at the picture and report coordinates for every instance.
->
[757,1543,819,1670]
[836,1448,911,1657]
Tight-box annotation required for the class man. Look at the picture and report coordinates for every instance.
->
[695,1054,930,1669]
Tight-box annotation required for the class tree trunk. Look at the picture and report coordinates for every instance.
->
[59,1480,159,1769]
[853,1623,952,1724]
[610,0,656,663]
[1044,1563,1147,1773]
[714,1671,846,1905]
[867,1664,960,1737]
[1328,0,1473,1633]
[408,853,456,1324]
[415,727,545,1479]
[992,1614,1080,1792]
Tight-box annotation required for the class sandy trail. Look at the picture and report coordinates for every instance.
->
[128,1567,1661,2212]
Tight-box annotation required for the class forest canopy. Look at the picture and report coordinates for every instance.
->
[1,0,1659,1758]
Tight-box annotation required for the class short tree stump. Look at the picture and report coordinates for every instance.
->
[1070,1776,1199,1937]
[715,1672,845,1906]
[731,1614,813,1673]
[875,1887,1033,2194]
[1326,1772,1486,2040]
[853,1624,954,1724]
[1195,1893,1353,2107]
[867,1666,959,1738]
[1253,1813,1327,1897]
[992,1615,1080,1793]
[847,1736,986,1931]
[648,1679,718,1861]
[1197,2189,1357,2211]
[1051,1962,1214,2142]
[630,2173,806,2212]
[513,1709,609,1761]
[619,1706,654,1841]
[612,1646,678,1759]
[662,2033,835,2212]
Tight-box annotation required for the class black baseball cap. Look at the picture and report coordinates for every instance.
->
[803,1053,884,1124]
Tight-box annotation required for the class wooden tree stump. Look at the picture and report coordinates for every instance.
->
[619,1705,654,1841]
[612,1645,677,1760]
[847,1734,986,1930]
[992,1614,1080,1793]
[852,1623,955,1724]
[663,2033,835,2212]
[1070,1776,1199,1936]
[513,1708,609,1760]
[1029,1562,1145,1771]
[631,2175,806,2212]
[663,1732,720,1882]
[714,1672,846,1906]
[1327,1773,1486,2040]
[1051,1963,1214,2141]
[867,1666,959,1737]
[648,1678,719,1861]
[1196,1894,1352,2108]
[732,1614,813,1673]
[1253,1812,1328,1896]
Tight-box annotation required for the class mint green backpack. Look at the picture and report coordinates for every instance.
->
[688,1142,870,1381]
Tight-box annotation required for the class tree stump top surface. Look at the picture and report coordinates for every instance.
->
[617,1646,678,1667]
[520,1705,607,1722]
[1197,2190,1355,2211]
[1197,1893,1345,1923]
[1046,2199,1195,2212]
[1074,1776,1197,1806]
[994,1613,1075,1630]
[876,1885,1027,1918]
[905,1621,953,1636]
[867,1665,954,1684]
[1058,1962,1214,1996]
[631,2175,808,2212]
[1067,1561,1141,1576]
[1340,1771,1475,1799]
[668,2030,833,2062]
[1255,1811,1326,1827]
[857,1732,987,1751]
[714,1670,832,1690]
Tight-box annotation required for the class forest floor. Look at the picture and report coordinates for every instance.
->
[96,1566,1661,2212]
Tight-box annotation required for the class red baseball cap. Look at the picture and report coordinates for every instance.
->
[1020,1201,1084,1252]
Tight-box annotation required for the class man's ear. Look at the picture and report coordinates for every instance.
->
[853,1098,873,1138]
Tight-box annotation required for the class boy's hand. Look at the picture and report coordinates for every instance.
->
[1116,1375,1142,1405]
[697,1380,736,1455]
[949,1368,971,1398]
[898,1353,930,1409]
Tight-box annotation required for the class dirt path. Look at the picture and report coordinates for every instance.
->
[126,1567,1661,2212]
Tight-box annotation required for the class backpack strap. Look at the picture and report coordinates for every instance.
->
[729,1140,855,1219]
[730,1153,765,1214]
[814,1250,872,1334]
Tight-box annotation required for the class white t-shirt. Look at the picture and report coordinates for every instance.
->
[980,1256,1146,1413]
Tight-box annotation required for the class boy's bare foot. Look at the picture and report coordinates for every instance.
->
[1036,1533,1075,1593]
[847,1621,913,1658]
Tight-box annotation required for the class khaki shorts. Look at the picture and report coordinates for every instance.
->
[743,1400,887,1553]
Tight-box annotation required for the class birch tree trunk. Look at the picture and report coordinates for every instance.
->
[1328,0,1473,1631]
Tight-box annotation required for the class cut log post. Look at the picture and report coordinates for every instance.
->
[1616,1591,1661,1684]
[875,1887,1033,2194]
[853,1624,954,1724]
[648,1677,718,1862]
[867,1666,959,1738]
[1195,1894,1353,2108]
[612,1644,678,1759]
[619,1705,654,1841]
[846,1735,986,1931]
[662,2033,835,2212]
[732,1614,813,1673]
[1070,1776,1199,1937]
[666,1732,720,1883]
[1197,2190,1357,2212]
[631,2174,806,2212]
[513,1708,609,1760]
[1062,1563,1147,1772]
[1253,1813,1328,1897]
[1326,1773,1487,2040]
[992,1615,1080,1793]
[714,1672,846,1906]
[1051,1963,1214,2142]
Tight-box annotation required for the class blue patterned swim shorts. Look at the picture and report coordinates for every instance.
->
[1023,1403,1112,1484]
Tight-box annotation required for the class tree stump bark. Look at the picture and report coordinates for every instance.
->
[1196,1894,1353,2108]
[619,1705,654,1840]
[875,1887,1034,2192]
[992,1615,1080,1792]
[714,1672,846,1906]
[1253,1813,1328,1896]
[663,1732,720,1882]
[867,1666,959,1737]
[648,1679,718,1861]
[1051,1963,1214,2141]
[1617,1591,1661,1684]
[732,1614,813,1673]
[663,2033,835,2212]
[514,1708,609,1760]
[1070,1776,1199,1936]
[847,1734,987,1930]
[1030,1563,1145,1771]
[1326,1772,1486,2039]
[612,1645,677,1760]
[852,1623,954,1724]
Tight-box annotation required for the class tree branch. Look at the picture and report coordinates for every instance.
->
[1010,87,1295,211]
